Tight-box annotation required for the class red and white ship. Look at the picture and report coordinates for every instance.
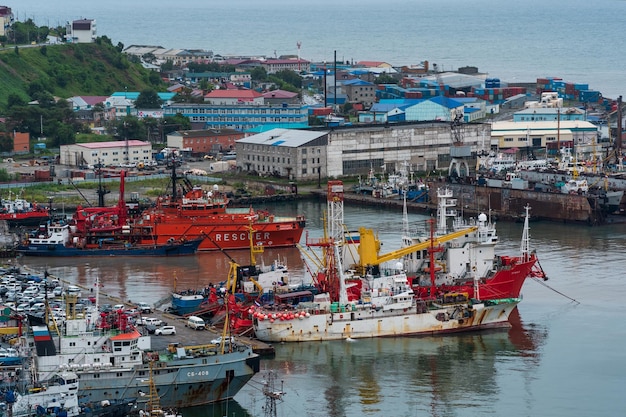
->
[0,191,50,227]
[400,187,547,300]
[252,181,535,343]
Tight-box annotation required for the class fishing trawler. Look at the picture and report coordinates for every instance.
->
[26,288,260,409]
[252,181,541,342]
[401,187,547,300]
[0,191,50,227]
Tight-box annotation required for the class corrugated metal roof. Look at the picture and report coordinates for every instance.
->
[430,95,464,109]
[205,89,262,99]
[237,128,328,148]
[342,79,374,86]
[74,140,151,149]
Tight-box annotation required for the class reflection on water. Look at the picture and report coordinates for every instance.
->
[20,247,307,306]
[232,309,547,417]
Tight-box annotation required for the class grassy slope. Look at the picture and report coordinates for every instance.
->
[0,43,161,108]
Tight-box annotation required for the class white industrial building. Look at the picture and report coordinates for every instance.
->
[236,122,488,180]
[235,129,329,180]
[60,140,152,167]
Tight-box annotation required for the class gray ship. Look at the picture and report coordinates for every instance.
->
[26,313,260,409]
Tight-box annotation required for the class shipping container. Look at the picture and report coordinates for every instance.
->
[312,107,333,116]
[34,170,51,181]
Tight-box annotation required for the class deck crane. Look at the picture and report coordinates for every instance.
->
[353,225,478,275]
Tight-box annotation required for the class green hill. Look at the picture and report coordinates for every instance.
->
[0,40,164,109]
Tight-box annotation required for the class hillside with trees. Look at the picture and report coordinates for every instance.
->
[0,37,165,110]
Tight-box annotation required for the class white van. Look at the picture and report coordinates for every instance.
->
[185,316,205,330]
[65,285,82,298]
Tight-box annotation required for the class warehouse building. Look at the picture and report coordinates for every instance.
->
[60,140,152,167]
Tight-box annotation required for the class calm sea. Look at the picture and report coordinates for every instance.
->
[13,0,626,99]
[19,198,626,417]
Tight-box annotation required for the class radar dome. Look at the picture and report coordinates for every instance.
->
[478,213,487,222]
[213,184,219,191]
[395,262,403,270]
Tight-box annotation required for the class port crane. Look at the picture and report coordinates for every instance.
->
[432,64,471,178]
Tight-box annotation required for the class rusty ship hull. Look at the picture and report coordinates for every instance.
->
[429,183,622,225]
[253,298,519,342]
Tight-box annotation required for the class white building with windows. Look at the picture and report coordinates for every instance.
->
[490,120,598,150]
[235,122,488,180]
[66,19,96,43]
[60,140,152,167]
[235,128,328,180]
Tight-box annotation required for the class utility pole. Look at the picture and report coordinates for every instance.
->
[124,122,129,165]
[616,96,623,157]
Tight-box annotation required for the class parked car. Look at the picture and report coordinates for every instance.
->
[141,317,163,326]
[29,302,46,313]
[155,326,176,336]
[136,302,151,314]
[16,303,30,313]
[125,308,140,317]
[185,316,205,330]
[210,336,236,345]
[144,324,157,334]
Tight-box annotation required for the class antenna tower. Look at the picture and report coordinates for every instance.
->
[297,41,302,71]
[262,370,285,417]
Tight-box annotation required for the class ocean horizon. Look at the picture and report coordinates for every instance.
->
[13,0,626,100]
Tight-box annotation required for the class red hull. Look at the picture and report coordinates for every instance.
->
[412,254,544,300]
[0,211,50,226]
[139,215,305,250]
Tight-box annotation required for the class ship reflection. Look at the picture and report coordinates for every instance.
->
[19,247,308,305]
[237,307,547,417]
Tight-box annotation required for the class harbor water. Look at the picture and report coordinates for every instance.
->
[17,198,626,417]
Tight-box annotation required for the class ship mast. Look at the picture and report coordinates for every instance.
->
[262,370,285,417]
[520,205,531,263]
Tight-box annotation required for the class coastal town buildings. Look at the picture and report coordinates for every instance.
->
[185,71,251,88]
[512,107,587,122]
[68,95,116,127]
[235,129,328,180]
[123,45,213,67]
[260,58,310,74]
[203,89,263,105]
[235,122,487,181]
[342,79,377,108]
[262,90,300,106]
[163,102,310,132]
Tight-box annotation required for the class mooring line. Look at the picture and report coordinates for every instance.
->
[532,277,580,304]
